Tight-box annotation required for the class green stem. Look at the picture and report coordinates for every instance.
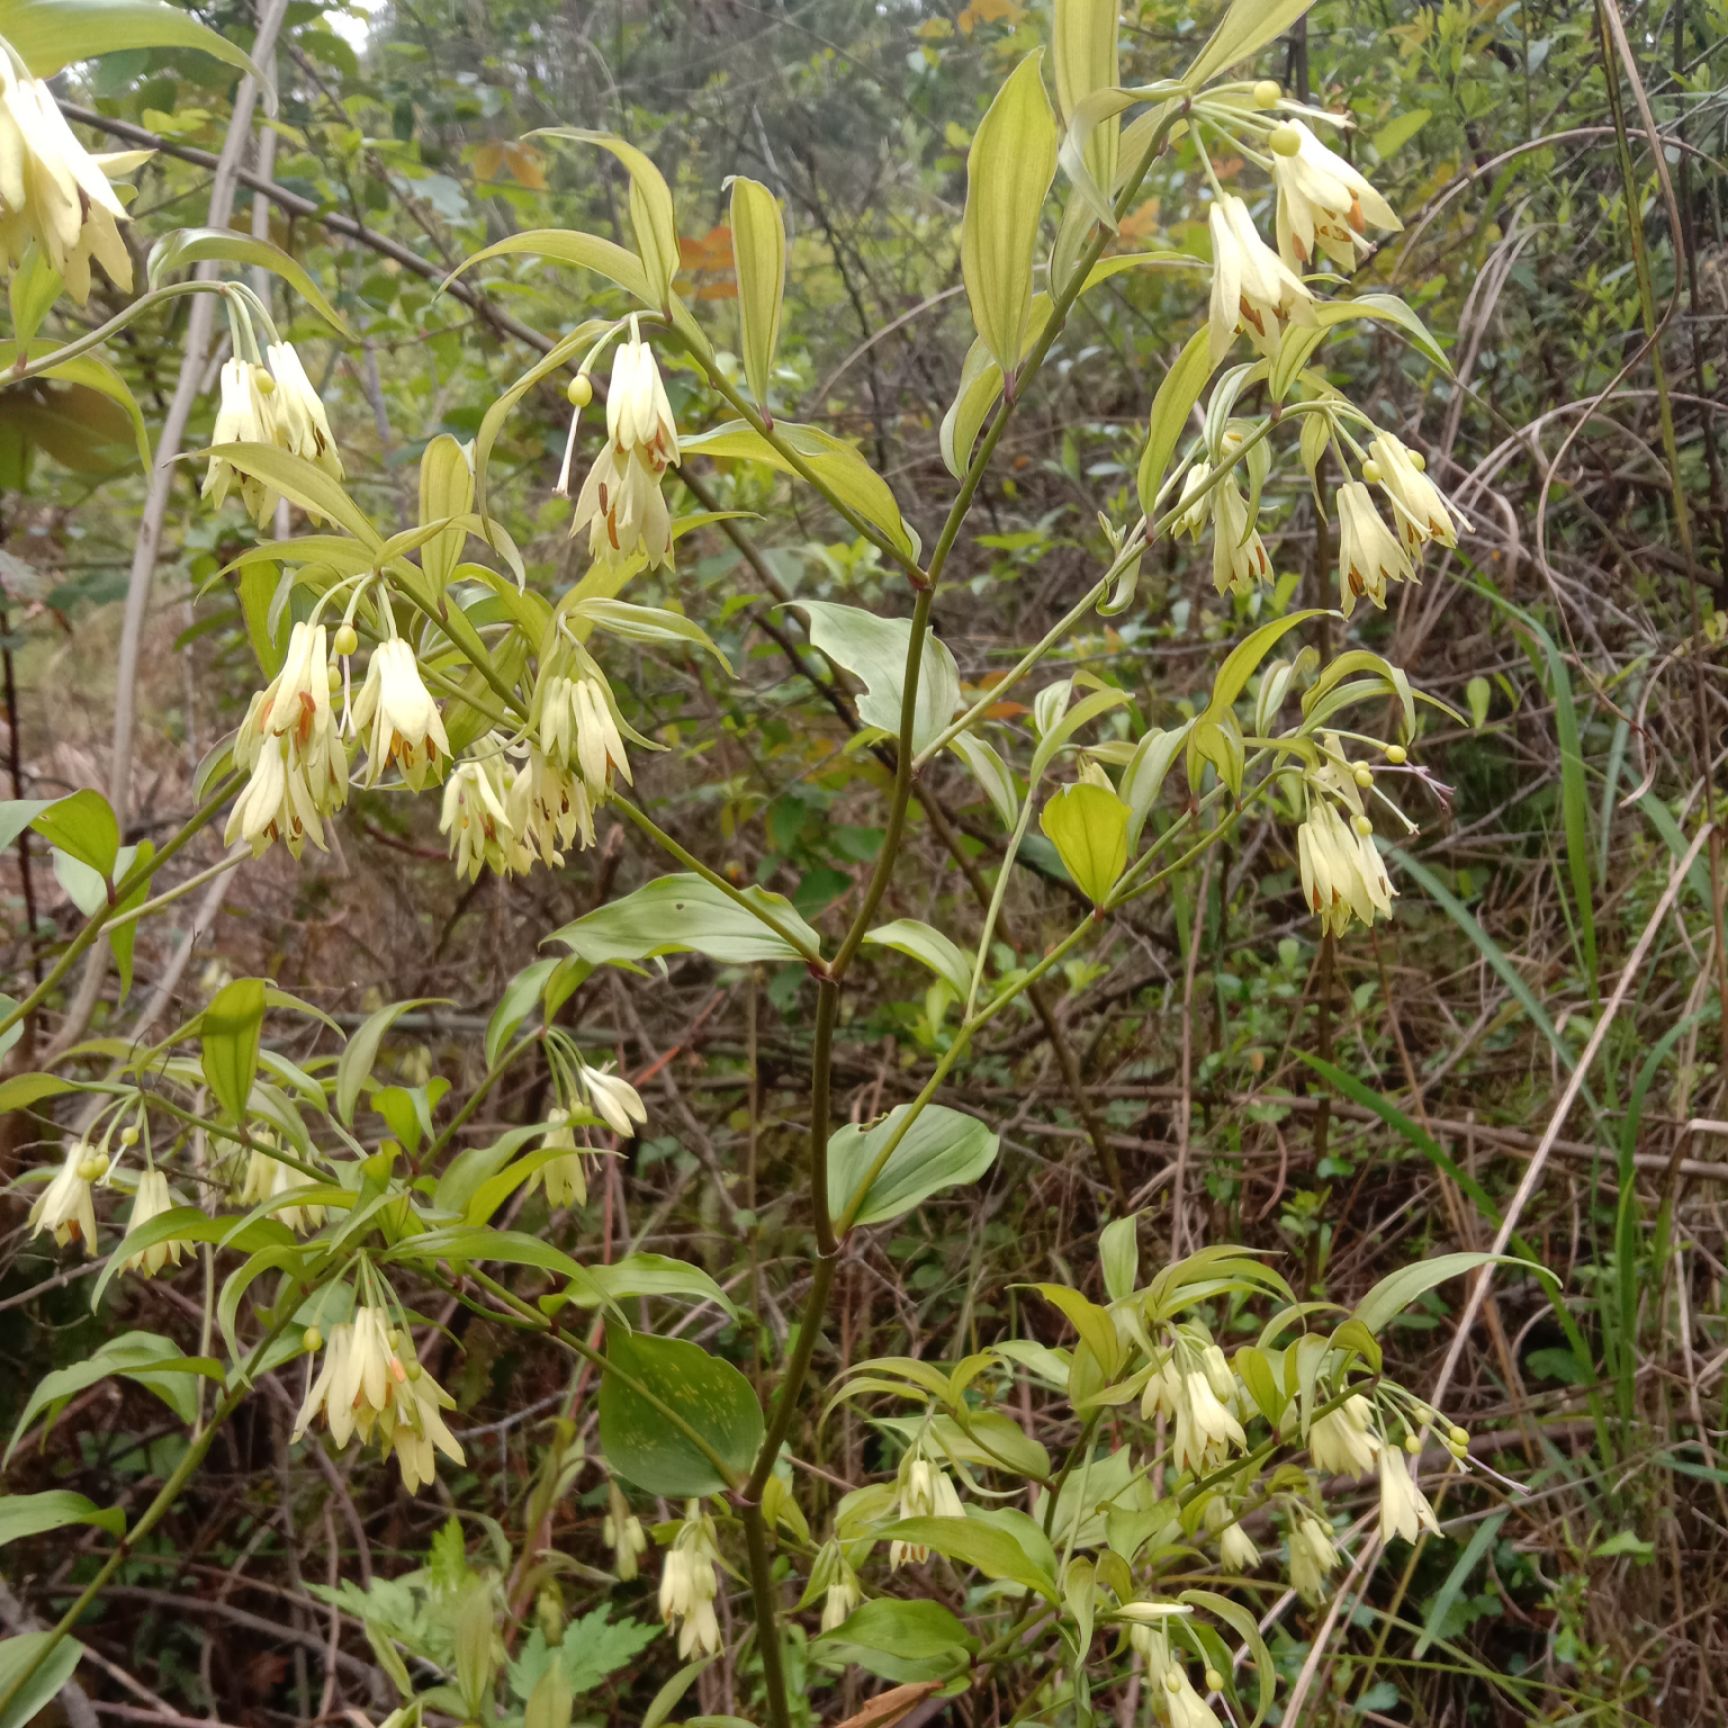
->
[6,282,231,383]
[739,1501,792,1728]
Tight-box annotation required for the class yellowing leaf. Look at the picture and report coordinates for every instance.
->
[1052,0,1119,190]
[958,0,1025,32]
[960,52,1057,376]
[728,177,787,407]
[1039,782,1128,904]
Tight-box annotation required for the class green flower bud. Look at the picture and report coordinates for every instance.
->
[1269,123,1302,157]
[1253,79,1281,108]
[566,373,593,408]
[333,622,359,656]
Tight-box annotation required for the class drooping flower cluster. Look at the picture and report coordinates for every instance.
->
[439,736,596,880]
[888,1440,966,1567]
[1295,736,1396,938]
[1268,118,1401,271]
[1140,1338,1247,1475]
[1173,426,1272,598]
[293,1302,465,1494]
[603,1482,647,1582]
[1288,1512,1340,1604]
[226,621,349,858]
[562,320,680,570]
[0,52,147,302]
[1306,1388,1443,1545]
[1123,1608,1227,1728]
[203,342,344,529]
[658,1502,723,1658]
[234,1133,327,1235]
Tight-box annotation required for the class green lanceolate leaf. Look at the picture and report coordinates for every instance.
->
[876,1512,1059,1599]
[530,130,680,306]
[148,229,349,334]
[550,873,820,968]
[200,977,268,1125]
[727,176,787,406]
[1138,328,1214,519]
[961,52,1058,376]
[812,1598,978,1683]
[0,1490,124,1547]
[863,919,975,1000]
[0,0,266,82]
[0,1634,87,1728]
[1182,0,1319,88]
[598,1331,762,1497]
[827,1103,998,1229]
[682,420,918,560]
[793,600,959,755]
[1352,1251,1553,1336]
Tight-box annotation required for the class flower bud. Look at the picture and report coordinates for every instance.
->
[1353,764,1373,789]
[1404,1432,1422,1454]
[1361,458,1382,484]
[1449,1424,1469,1446]
[1253,79,1281,108]
[303,1325,323,1353]
[1165,1671,1182,1694]
[566,373,593,408]
[1204,1668,1225,1692]
[1385,744,1408,765]
[1269,123,1302,157]
[120,1126,140,1148]
[334,623,359,657]
[78,1153,109,1183]
[1352,813,1373,837]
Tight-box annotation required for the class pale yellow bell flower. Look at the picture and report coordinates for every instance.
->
[0,55,142,302]
[529,1107,590,1208]
[1269,118,1401,270]
[1207,193,1314,364]
[378,1360,465,1494]
[122,1169,184,1277]
[353,639,449,791]
[203,358,280,527]
[28,1141,104,1253]
[659,1504,722,1659]
[1165,1670,1226,1728]
[440,747,515,880]
[1289,1513,1340,1604]
[1336,480,1416,615]
[236,1139,327,1234]
[1171,1363,1246,1473]
[1308,1392,1382,1477]
[579,1061,647,1139]
[1297,798,1394,938]
[1219,1521,1261,1572]
[534,669,633,791]
[1378,1446,1440,1544]
[605,322,679,465]
[264,341,342,478]
[1366,434,1469,555]
[890,1448,965,1567]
